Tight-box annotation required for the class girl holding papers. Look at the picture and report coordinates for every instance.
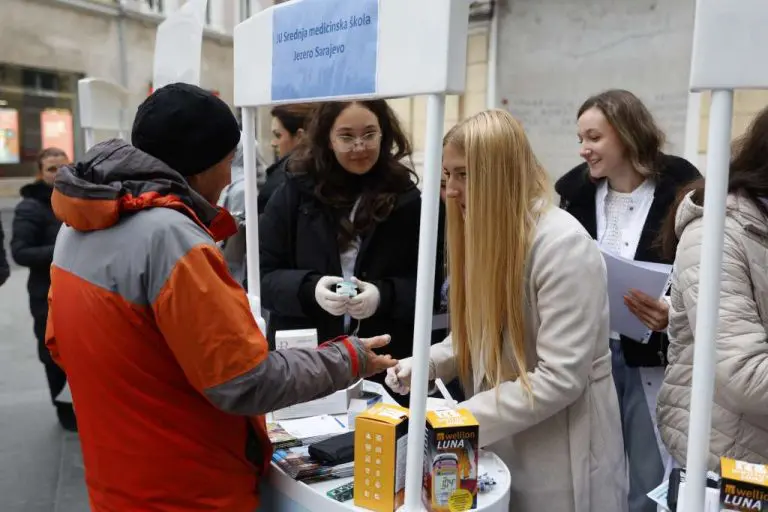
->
[657,106,768,470]
[386,109,627,511]
[555,89,700,512]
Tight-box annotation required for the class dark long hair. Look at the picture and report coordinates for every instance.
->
[660,105,768,258]
[271,103,316,135]
[288,100,417,249]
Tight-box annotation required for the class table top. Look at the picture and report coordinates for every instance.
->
[266,381,511,511]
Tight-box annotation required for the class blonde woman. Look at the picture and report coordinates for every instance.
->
[386,110,627,511]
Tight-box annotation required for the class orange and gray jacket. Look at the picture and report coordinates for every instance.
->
[46,139,369,511]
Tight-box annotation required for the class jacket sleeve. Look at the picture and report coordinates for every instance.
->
[153,241,368,415]
[430,333,458,382]
[259,181,320,318]
[0,222,9,286]
[11,200,55,268]
[462,227,606,448]
[675,216,768,415]
[369,196,420,320]
[45,285,63,369]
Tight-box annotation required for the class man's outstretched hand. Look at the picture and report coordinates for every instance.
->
[358,335,397,378]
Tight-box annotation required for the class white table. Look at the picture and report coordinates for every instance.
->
[259,382,511,512]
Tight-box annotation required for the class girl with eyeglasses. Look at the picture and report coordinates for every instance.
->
[258,100,420,399]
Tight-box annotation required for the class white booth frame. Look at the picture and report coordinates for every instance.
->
[233,1,478,509]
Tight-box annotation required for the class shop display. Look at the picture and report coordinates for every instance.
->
[720,457,768,511]
[353,403,410,512]
[422,408,479,512]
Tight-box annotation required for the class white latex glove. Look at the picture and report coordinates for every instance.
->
[315,276,348,316]
[348,277,380,320]
[384,357,435,395]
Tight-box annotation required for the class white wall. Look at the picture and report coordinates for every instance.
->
[496,0,696,182]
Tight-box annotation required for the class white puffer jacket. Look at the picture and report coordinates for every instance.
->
[657,191,768,471]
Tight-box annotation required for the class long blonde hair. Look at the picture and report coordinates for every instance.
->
[443,110,552,397]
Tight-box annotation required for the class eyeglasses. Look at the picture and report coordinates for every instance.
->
[332,132,381,152]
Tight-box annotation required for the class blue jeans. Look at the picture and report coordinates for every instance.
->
[610,339,664,512]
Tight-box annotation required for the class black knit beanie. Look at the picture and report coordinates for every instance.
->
[131,83,241,177]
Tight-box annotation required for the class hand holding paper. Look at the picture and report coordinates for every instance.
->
[624,289,670,332]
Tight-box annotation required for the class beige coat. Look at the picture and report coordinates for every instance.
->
[657,192,768,470]
[427,206,627,512]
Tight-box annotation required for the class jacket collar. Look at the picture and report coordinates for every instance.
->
[52,139,236,241]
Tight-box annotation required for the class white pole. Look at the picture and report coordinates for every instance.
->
[683,91,702,168]
[241,106,266,334]
[681,88,733,512]
[403,93,445,511]
[84,128,95,152]
[485,3,499,110]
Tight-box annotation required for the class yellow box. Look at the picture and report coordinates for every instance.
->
[720,457,768,511]
[423,408,479,512]
[353,403,409,512]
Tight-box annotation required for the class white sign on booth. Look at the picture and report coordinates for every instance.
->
[271,0,379,101]
[152,0,207,90]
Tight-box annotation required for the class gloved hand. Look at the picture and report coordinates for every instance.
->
[315,276,348,316]
[384,357,435,395]
[348,277,380,320]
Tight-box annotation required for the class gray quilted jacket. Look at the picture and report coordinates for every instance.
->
[658,191,768,470]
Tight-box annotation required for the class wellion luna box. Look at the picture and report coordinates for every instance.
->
[353,403,409,512]
[720,457,768,511]
[422,408,479,512]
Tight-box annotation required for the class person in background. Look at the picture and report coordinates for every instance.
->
[11,147,74,431]
[657,105,768,470]
[0,221,8,287]
[218,138,267,288]
[555,89,700,512]
[259,100,420,399]
[259,103,316,214]
[387,110,627,511]
[45,83,396,511]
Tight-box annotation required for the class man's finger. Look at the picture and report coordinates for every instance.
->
[363,335,391,349]
[372,355,397,369]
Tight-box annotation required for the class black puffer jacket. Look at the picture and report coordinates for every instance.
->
[11,180,62,318]
[259,171,420,364]
[258,155,289,215]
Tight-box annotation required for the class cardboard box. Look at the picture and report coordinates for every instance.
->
[274,328,318,350]
[423,408,479,512]
[720,457,768,511]
[353,403,409,512]
[272,379,363,420]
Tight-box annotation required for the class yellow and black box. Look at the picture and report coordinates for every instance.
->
[353,403,409,512]
[422,408,479,512]
[720,457,768,511]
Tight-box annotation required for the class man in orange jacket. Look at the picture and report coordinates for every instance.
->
[45,83,396,511]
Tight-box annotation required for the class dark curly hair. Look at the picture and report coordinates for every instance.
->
[288,100,417,249]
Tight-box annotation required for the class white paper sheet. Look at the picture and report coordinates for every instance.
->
[279,414,347,440]
[601,249,673,343]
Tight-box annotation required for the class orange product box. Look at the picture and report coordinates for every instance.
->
[422,408,479,512]
[353,403,410,512]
